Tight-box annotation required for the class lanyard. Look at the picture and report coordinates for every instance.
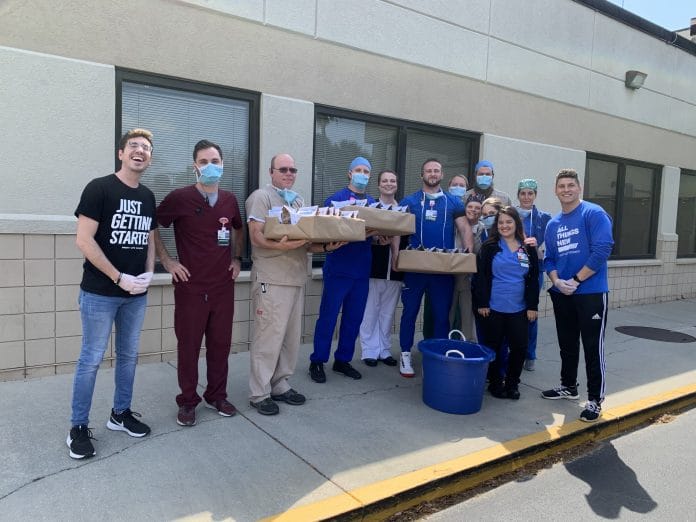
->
[419,191,447,248]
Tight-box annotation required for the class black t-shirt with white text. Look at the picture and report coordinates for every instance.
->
[75,174,157,297]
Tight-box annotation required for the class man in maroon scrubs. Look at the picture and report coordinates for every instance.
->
[155,140,245,427]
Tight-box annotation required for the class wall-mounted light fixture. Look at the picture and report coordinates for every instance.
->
[625,70,647,90]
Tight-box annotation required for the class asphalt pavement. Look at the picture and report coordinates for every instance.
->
[426,407,696,521]
[1,298,695,521]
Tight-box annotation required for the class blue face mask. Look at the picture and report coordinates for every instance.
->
[351,172,370,191]
[197,163,223,186]
[476,175,492,190]
[449,186,467,197]
[516,207,532,219]
[480,215,496,229]
[424,190,444,200]
[276,187,299,205]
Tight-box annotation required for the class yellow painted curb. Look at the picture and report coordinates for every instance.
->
[261,383,696,522]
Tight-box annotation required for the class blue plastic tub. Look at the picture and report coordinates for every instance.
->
[417,333,495,415]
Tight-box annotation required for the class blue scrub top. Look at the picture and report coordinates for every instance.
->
[490,239,529,313]
[322,187,375,279]
[400,191,464,249]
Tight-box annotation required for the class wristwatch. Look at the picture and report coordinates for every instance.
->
[572,274,582,283]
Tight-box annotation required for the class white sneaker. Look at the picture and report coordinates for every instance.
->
[400,352,415,378]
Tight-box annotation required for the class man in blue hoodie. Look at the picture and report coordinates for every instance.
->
[542,168,614,423]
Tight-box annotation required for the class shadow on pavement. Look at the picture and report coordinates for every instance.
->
[565,441,658,518]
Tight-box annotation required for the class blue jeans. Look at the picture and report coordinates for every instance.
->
[70,290,147,426]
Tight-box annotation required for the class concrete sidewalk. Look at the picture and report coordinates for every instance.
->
[1,299,695,521]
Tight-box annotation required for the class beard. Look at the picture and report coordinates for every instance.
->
[423,176,441,189]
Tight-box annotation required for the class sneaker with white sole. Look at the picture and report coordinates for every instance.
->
[106,408,151,437]
[66,425,96,459]
[541,384,579,400]
[580,400,602,422]
[400,352,415,378]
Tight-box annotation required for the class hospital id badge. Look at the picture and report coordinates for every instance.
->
[425,209,438,221]
[217,217,230,246]
[517,250,529,268]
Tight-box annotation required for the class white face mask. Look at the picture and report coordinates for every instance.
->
[424,190,444,200]
[516,207,532,219]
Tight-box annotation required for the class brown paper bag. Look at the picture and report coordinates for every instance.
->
[263,215,366,242]
[343,206,415,236]
[396,249,477,274]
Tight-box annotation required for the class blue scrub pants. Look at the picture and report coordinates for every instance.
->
[311,274,369,363]
[399,272,454,351]
[525,265,544,360]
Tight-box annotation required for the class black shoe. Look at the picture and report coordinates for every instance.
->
[580,400,602,422]
[309,362,326,383]
[363,358,378,367]
[271,389,306,405]
[66,425,96,459]
[488,382,506,399]
[250,397,280,416]
[106,409,151,437]
[379,356,398,367]
[332,360,362,380]
[506,386,521,400]
[541,384,579,400]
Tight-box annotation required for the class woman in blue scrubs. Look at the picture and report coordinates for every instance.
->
[474,206,539,400]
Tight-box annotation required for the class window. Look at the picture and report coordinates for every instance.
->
[584,155,661,259]
[117,70,259,267]
[313,107,478,206]
[677,170,696,257]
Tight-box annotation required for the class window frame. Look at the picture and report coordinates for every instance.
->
[676,169,696,258]
[313,105,481,203]
[115,68,260,269]
[584,153,661,260]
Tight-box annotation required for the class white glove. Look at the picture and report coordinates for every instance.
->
[135,272,153,285]
[129,271,153,295]
[117,273,139,293]
[554,278,577,296]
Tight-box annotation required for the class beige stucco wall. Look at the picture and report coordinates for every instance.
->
[1,0,696,380]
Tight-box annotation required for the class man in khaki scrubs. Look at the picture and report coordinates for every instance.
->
[245,153,313,415]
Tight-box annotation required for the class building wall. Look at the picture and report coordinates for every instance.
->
[1,0,695,379]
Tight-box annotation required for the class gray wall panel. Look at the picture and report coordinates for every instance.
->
[490,0,594,68]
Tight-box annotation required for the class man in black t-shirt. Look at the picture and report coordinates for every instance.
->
[67,129,157,460]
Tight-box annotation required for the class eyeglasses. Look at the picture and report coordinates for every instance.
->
[272,167,298,174]
[126,141,152,153]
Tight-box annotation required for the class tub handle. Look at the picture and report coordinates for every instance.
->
[448,329,466,341]
[445,349,466,359]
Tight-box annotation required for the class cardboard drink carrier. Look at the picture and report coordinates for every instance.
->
[263,210,366,242]
[396,248,477,274]
[342,205,415,236]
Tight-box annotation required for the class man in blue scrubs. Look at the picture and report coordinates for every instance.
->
[309,157,376,383]
[396,158,474,377]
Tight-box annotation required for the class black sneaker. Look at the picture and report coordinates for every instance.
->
[580,400,602,422]
[309,362,326,383]
[66,425,96,459]
[541,385,579,400]
[106,409,151,437]
[379,356,398,367]
[251,397,280,416]
[271,389,306,405]
[505,386,521,400]
[363,358,378,367]
[332,360,362,380]
[488,382,506,399]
